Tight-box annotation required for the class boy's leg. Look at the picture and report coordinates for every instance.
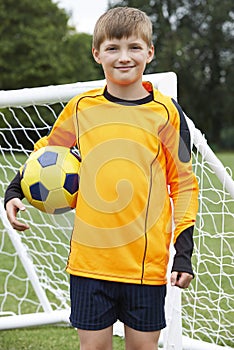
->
[77,326,113,350]
[70,276,118,349]
[125,326,160,350]
[119,283,166,350]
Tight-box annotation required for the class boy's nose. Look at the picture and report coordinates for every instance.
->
[118,50,131,62]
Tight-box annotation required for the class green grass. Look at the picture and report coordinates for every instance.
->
[0,326,125,349]
[0,152,233,349]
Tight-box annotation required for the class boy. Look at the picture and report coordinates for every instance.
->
[5,7,199,350]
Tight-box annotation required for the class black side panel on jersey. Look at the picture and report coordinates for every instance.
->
[171,98,191,163]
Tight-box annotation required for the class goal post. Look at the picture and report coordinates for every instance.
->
[0,73,233,350]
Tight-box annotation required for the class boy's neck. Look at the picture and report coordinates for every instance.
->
[106,80,150,101]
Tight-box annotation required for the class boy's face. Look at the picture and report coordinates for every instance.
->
[92,36,154,88]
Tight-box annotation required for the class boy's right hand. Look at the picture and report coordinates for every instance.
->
[6,198,30,231]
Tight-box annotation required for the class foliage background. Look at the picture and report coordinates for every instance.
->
[0,0,233,149]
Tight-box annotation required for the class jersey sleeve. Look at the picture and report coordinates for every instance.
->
[159,99,199,244]
[159,100,199,276]
[4,171,24,209]
[34,97,77,151]
[171,226,195,276]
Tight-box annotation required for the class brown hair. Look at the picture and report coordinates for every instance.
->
[93,7,153,50]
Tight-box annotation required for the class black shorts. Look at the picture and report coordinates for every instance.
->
[70,275,166,332]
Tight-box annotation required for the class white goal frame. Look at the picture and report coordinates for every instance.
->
[0,73,233,350]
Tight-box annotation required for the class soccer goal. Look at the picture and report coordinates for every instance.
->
[0,73,233,350]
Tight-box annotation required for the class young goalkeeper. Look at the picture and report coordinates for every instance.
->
[5,7,199,350]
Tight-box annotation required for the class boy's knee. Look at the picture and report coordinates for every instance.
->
[77,327,113,350]
[125,326,160,350]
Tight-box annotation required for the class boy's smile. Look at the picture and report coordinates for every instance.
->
[92,36,154,98]
[115,65,136,71]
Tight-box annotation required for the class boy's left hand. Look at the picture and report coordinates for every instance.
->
[170,271,193,289]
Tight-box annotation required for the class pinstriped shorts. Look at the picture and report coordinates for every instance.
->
[70,275,167,331]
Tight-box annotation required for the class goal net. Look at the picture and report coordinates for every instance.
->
[0,73,233,350]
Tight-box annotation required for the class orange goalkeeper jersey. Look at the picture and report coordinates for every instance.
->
[34,82,199,285]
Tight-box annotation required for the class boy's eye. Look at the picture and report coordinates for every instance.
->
[106,46,117,51]
[131,45,142,50]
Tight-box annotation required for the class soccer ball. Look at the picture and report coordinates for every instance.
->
[20,146,81,214]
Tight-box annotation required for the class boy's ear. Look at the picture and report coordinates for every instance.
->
[92,48,101,64]
[146,44,155,64]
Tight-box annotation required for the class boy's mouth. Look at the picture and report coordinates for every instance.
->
[115,65,135,70]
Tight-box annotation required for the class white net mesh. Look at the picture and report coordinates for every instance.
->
[0,75,233,348]
[183,145,234,348]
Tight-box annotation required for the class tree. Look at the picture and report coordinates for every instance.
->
[0,0,70,89]
[60,33,104,83]
[0,0,104,90]
[174,0,234,148]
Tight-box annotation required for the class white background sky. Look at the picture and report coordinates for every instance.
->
[55,0,109,34]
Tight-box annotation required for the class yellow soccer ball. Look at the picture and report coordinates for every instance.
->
[20,146,81,214]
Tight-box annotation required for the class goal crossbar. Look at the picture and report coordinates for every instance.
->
[0,72,177,108]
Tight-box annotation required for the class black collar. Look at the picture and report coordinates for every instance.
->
[104,88,153,106]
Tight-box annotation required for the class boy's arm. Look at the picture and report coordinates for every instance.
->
[160,99,199,288]
[4,172,30,231]
[5,97,77,231]
[4,172,24,207]
[4,95,77,204]
[34,98,77,150]
[170,226,194,288]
